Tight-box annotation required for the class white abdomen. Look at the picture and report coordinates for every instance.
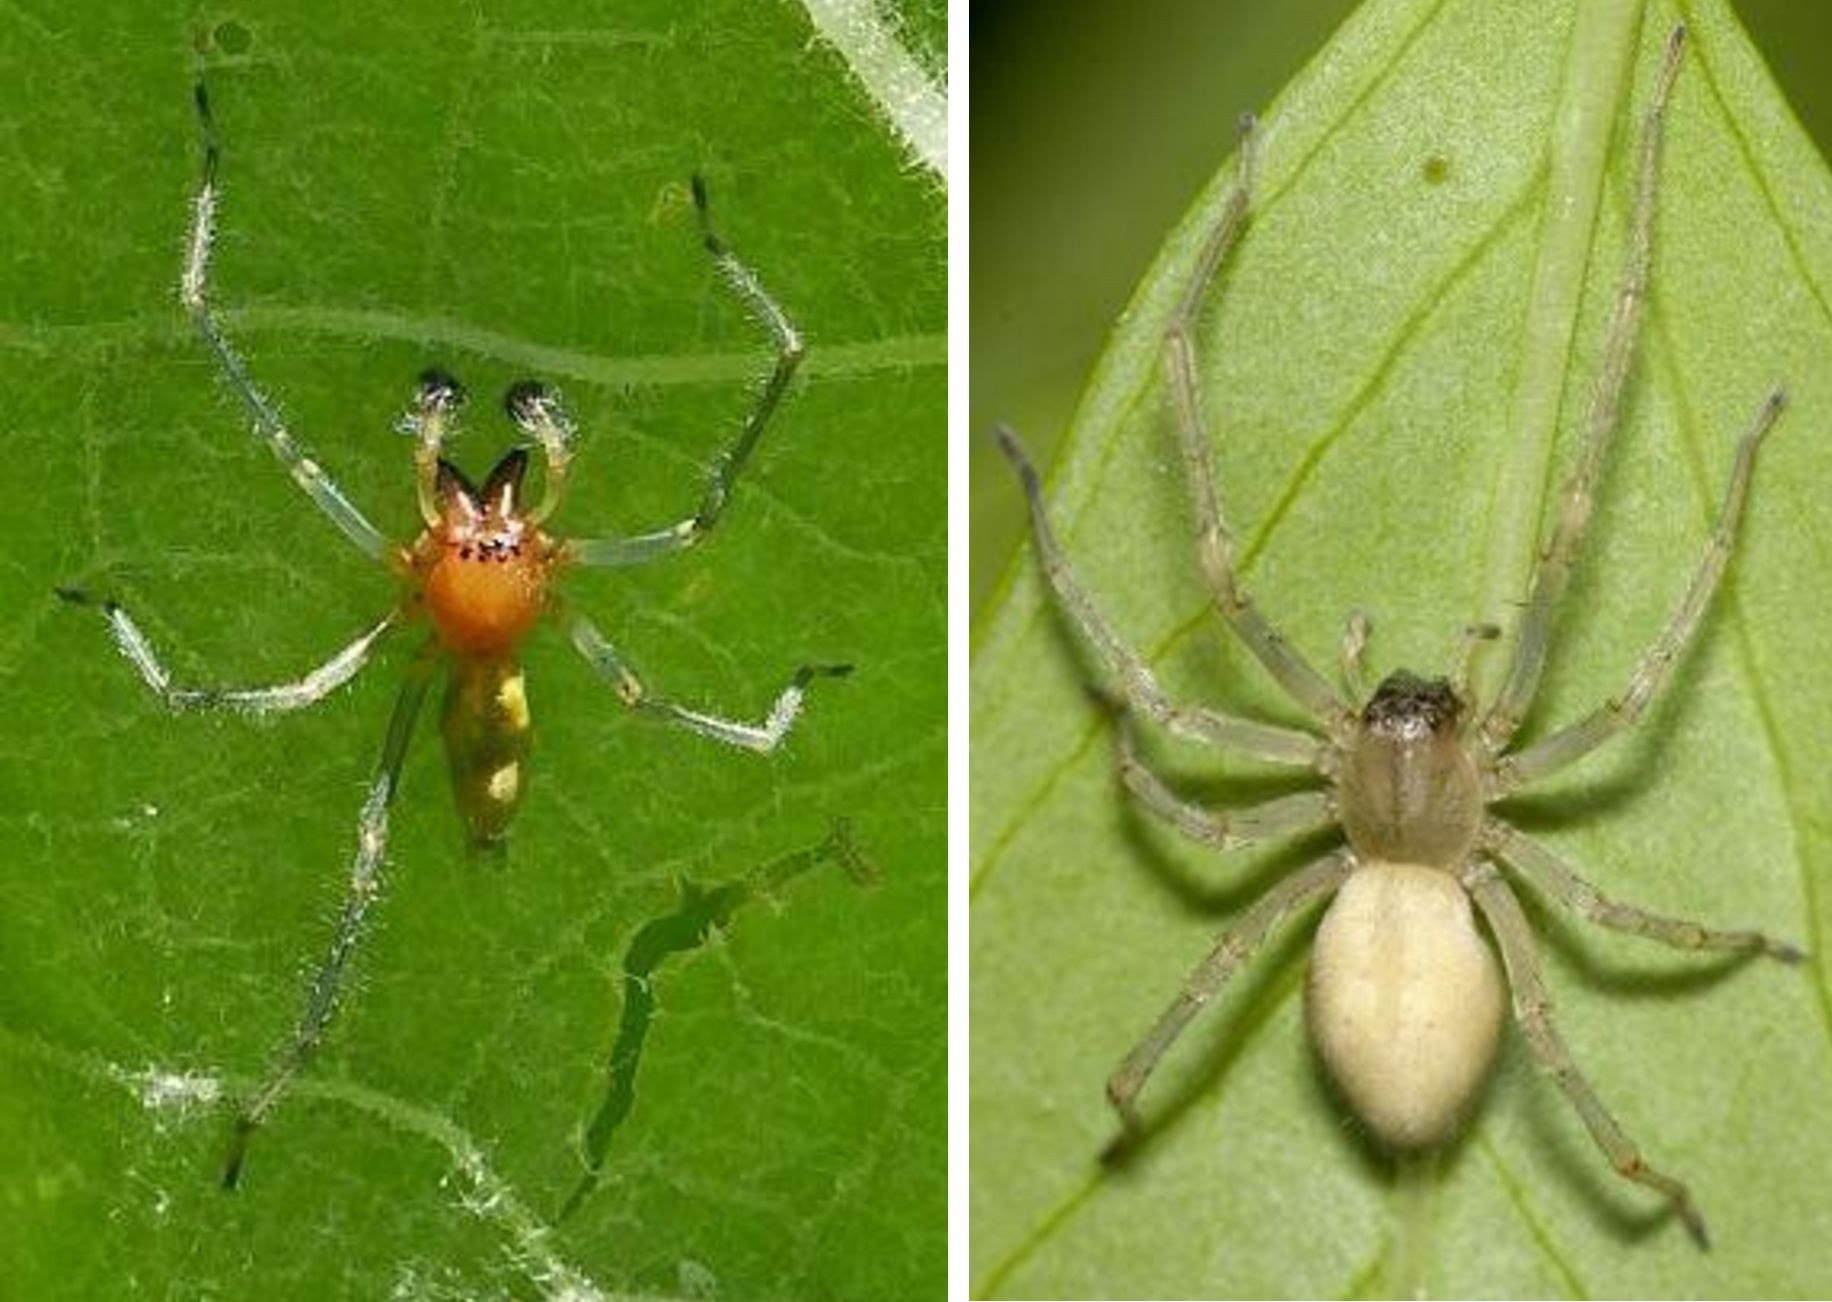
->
[1307,860,1504,1148]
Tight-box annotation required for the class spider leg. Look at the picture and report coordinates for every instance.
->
[57,588,394,714]
[561,605,848,753]
[1106,849,1353,1134]
[1462,860,1709,1248]
[1450,621,1501,703]
[1162,114,1347,729]
[1113,714,1335,850]
[566,176,803,568]
[221,644,436,1189]
[1481,28,1687,750]
[1485,819,1802,961]
[993,425,1327,768]
[183,83,388,562]
[1339,611,1372,703]
[1491,390,1782,793]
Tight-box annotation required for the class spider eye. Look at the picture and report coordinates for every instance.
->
[418,368,467,411]
[504,380,551,427]
[1363,670,1461,737]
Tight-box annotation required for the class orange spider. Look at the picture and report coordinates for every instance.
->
[60,83,849,1188]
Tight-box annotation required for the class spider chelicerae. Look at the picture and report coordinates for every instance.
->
[60,83,849,1188]
[995,25,1799,1247]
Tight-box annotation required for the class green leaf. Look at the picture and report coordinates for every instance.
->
[0,3,943,1299]
[972,0,1832,1295]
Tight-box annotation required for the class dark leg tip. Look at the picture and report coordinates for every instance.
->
[417,368,466,412]
[193,84,219,178]
[221,1120,255,1191]
[689,173,728,255]
[1684,1207,1711,1252]
[503,378,551,425]
[793,663,854,688]
[990,424,1042,493]
[219,1111,263,1191]
[55,585,119,616]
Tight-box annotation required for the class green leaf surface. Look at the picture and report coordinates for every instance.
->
[0,3,943,1299]
[972,0,1832,1295]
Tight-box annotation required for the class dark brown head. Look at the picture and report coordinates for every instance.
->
[1339,670,1482,868]
[1362,671,1464,741]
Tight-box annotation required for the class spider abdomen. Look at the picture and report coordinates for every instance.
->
[440,654,533,850]
[1307,860,1503,1148]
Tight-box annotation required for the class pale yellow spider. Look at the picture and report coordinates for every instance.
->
[996,25,1800,1247]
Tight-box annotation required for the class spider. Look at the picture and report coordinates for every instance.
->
[58,83,850,1188]
[994,25,1800,1247]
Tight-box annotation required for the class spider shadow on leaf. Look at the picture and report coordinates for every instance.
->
[1504,1035,1693,1246]
[1097,914,1315,1174]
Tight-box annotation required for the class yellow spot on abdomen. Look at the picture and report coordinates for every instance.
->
[440,657,534,849]
[497,672,530,731]
[487,762,520,804]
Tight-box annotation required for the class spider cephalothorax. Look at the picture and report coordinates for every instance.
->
[1340,670,1482,868]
